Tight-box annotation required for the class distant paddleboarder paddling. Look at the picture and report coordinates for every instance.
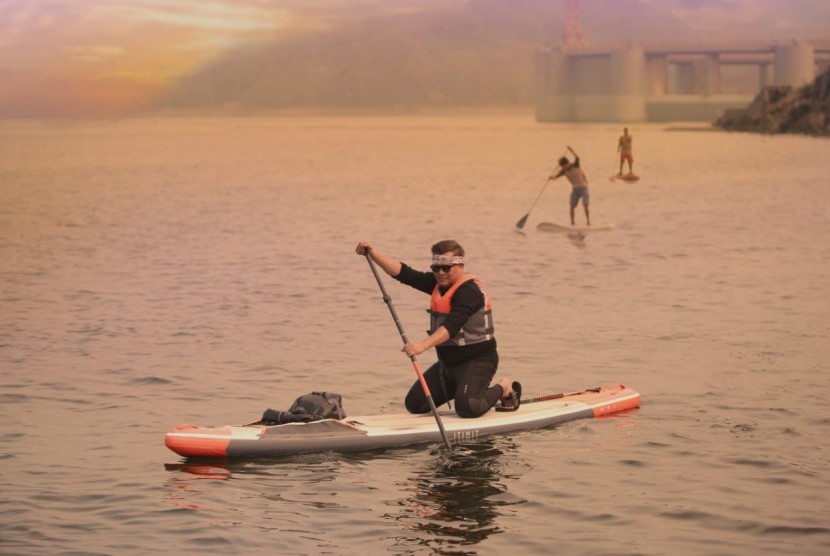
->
[550,145,590,226]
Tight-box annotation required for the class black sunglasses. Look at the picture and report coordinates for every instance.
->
[430,264,457,273]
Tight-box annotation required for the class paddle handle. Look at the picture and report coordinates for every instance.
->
[364,253,452,450]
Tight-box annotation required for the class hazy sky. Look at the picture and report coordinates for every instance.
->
[1,0,828,117]
[0,0,294,115]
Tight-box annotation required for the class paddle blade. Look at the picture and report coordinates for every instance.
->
[515,213,529,229]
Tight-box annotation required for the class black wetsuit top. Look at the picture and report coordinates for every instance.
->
[394,263,497,367]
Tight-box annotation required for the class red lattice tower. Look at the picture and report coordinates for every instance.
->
[562,0,585,49]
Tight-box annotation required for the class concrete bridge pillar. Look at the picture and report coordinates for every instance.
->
[705,53,720,95]
[647,55,668,96]
[674,63,696,94]
[610,47,646,94]
[608,46,647,121]
[535,48,571,120]
[774,42,815,87]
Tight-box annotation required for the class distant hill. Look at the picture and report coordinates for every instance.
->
[715,66,830,136]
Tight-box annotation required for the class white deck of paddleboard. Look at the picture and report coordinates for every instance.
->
[235,388,638,439]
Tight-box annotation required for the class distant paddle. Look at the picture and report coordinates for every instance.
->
[609,153,620,182]
[515,177,551,230]
[363,253,452,451]
[516,149,568,230]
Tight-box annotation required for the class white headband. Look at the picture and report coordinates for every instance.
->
[432,254,465,265]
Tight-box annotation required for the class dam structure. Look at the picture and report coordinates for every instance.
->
[535,40,830,122]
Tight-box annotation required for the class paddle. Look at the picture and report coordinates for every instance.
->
[514,177,551,230]
[516,149,570,230]
[363,253,453,451]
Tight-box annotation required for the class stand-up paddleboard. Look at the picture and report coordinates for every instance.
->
[612,173,640,182]
[165,384,641,458]
[537,222,615,233]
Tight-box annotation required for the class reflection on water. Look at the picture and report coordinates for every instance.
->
[161,452,349,513]
[163,441,518,552]
[164,462,233,511]
[161,441,525,552]
[393,440,518,552]
[565,231,587,249]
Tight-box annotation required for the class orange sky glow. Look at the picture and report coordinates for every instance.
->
[0,0,294,116]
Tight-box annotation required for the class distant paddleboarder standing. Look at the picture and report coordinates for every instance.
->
[617,127,634,176]
[550,145,590,226]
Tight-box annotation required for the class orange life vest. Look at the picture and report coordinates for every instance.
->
[429,274,494,347]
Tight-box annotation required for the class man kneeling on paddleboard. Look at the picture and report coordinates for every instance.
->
[356,240,521,417]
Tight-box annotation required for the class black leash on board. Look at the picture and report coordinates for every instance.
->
[521,387,602,405]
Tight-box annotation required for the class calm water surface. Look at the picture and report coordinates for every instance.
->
[1,115,829,555]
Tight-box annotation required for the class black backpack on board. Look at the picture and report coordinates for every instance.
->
[260,391,346,425]
[289,391,346,420]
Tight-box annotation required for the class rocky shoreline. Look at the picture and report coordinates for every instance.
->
[715,66,830,136]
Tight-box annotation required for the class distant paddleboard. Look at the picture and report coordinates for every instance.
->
[613,173,640,182]
[537,222,615,233]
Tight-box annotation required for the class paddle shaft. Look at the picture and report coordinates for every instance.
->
[514,177,551,229]
[364,253,452,450]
